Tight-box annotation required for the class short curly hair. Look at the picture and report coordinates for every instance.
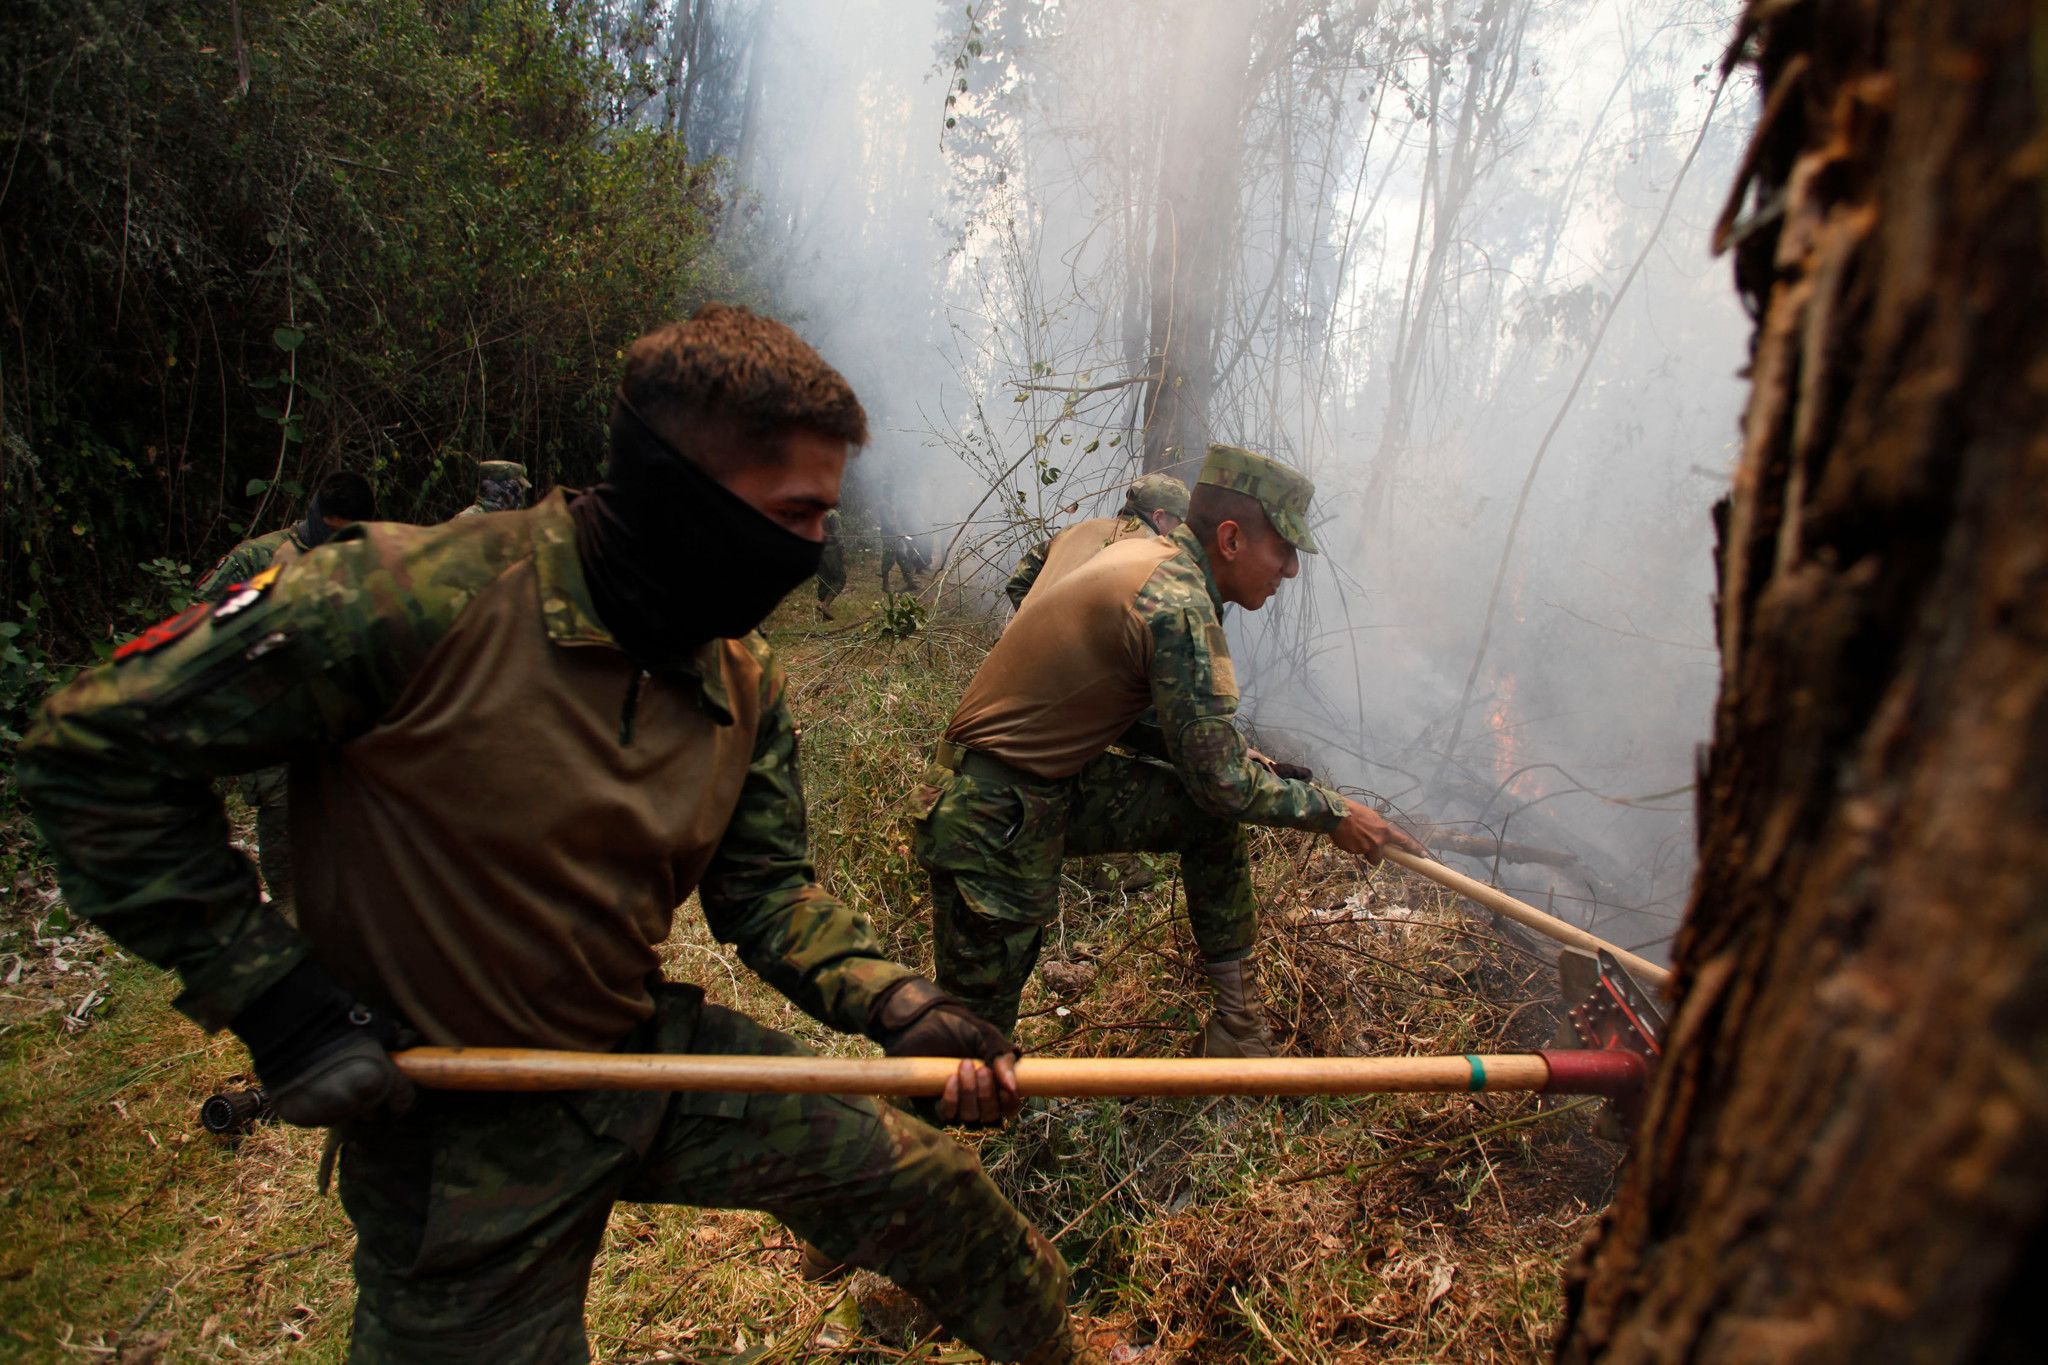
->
[619,304,868,466]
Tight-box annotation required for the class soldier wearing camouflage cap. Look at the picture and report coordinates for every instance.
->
[916,443,1420,1057]
[1003,473,1190,610]
[455,458,532,518]
[22,305,1103,1365]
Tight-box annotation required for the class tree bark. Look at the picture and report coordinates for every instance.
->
[1558,2,2048,1362]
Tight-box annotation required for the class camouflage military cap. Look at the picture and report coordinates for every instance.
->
[1196,444,1319,554]
[477,460,531,488]
[1118,474,1190,523]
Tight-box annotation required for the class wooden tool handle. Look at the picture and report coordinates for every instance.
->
[393,1048,1556,1096]
[1383,846,1672,990]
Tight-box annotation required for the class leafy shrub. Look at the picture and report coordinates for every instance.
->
[1,0,736,650]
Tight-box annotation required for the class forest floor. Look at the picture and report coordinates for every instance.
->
[0,551,1625,1363]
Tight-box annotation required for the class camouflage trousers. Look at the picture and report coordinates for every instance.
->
[335,986,1068,1363]
[912,748,1256,1034]
[236,764,293,924]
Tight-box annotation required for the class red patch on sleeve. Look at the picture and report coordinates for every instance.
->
[114,602,212,662]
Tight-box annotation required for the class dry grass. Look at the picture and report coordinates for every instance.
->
[0,554,1622,1362]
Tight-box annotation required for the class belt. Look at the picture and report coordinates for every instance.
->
[933,738,1057,788]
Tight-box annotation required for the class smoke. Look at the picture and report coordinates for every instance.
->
[728,0,1754,959]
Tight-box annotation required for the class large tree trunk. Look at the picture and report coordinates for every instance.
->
[1138,1,1260,475]
[1557,2,2048,1361]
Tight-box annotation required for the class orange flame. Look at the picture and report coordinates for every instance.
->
[1487,674,1540,799]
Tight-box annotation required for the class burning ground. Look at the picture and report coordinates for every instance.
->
[0,567,1625,1362]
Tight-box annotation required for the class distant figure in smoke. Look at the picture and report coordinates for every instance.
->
[455,459,532,518]
[814,507,846,619]
[880,515,935,595]
[1003,473,1189,610]
[911,445,1422,1057]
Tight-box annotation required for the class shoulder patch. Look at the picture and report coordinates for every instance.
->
[1202,620,1238,699]
[114,602,211,662]
[212,563,283,621]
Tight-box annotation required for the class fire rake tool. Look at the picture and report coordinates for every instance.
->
[1382,846,1672,991]
[199,960,1662,1133]
[379,952,1663,1110]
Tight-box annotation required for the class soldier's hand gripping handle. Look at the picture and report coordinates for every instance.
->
[231,961,415,1128]
[868,976,1021,1126]
[1330,798,1426,865]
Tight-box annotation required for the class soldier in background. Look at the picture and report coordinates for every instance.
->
[1003,473,1189,610]
[193,468,378,923]
[455,459,531,517]
[879,519,934,595]
[911,445,1422,1058]
[196,470,378,601]
[22,305,1102,1365]
[814,507,847,619]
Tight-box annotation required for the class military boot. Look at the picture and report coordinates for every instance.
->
[1200,956,1277,1058]
[1012,1316,1113,1365]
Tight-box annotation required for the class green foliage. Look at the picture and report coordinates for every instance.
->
[877,592,928,640]
[1,0,740,650]
[0,599,64,746]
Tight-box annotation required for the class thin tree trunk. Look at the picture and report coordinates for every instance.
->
[1360,0,1527,525]
[1558,2,2048,1360]
[1139,1,1261,474]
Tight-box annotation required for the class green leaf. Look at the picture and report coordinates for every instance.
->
[254,404,283,421]
[245,477,270,496]
[1084,439,1100,453]
[273,326,306,352]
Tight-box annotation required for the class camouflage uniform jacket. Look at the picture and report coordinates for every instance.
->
[948,524,1348,831]
[194,525,312,603]
[1002,513,1153,610]
[19,490,915,1045]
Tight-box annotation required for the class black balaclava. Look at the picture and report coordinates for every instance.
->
[571,391,824,672]
[298,474,376,548]
[297,512,335,549]
[297,489,341,549]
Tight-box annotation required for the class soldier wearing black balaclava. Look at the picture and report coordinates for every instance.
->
[22,304,1102,1365]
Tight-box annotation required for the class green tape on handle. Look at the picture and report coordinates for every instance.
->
[1465,1054,1487,1092]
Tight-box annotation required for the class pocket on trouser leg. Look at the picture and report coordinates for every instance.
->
[913,775,1069,885]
